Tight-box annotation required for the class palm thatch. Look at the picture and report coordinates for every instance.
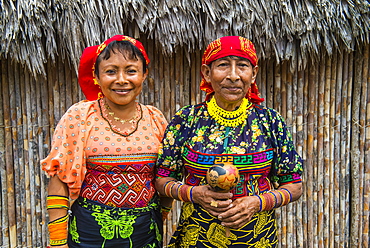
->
[1,0,369,77]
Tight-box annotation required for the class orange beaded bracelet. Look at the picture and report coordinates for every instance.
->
[48,214,68,246]
[47,195,69,210]
[257,188,293,212]
[47,195,69,246]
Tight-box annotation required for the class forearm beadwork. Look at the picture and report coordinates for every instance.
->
[163,180,194,202]
[256,188,292,212]
[47,195,69,210]
[47,195,69,246]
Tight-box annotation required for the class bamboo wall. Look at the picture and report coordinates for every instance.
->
[0,42,369,248]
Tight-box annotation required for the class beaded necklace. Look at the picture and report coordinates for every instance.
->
[207,96,252,127]
[104,100,140,124]
[99,99,142,137]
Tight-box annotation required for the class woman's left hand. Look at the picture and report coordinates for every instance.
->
[217,195,260,229]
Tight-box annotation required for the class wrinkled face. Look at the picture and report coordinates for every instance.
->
[202,56,258,108]
[96,51,148,108]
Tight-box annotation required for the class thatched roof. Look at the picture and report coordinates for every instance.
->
[1,0,369,77]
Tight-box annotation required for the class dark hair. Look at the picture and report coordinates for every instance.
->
[210,164,227,175]
[94,40,147,78]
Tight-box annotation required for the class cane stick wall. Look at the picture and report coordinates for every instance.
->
[0,42,369,248]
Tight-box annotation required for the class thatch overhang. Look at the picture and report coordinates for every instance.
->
[0,0,369,77]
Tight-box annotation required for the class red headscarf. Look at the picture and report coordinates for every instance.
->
[200,36,264,104]
[78,35,150,101]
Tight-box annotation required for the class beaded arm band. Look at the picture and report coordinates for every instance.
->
[163,181,194,203]
[47,195,69,210]
[256,188,293,212]
[47,195,69,246]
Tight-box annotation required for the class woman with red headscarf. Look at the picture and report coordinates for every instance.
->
[155,36,303,247]
[41,35,169,247]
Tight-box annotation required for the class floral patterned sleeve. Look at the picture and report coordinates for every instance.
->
[262,107,303,187]
[156,105,195,181]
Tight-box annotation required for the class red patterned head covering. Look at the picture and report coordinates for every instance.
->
[78,35,150,101]
[200,36,264,104]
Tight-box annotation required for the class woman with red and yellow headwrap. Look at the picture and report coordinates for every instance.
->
[155,36,303,247]
[41,35,169,247]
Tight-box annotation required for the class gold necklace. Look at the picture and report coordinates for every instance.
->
[99,99,142,137]
[104,100,140,124]
[207,96,251,127]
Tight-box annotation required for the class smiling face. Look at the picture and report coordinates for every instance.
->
[201,56,258,110]
[95,51,148,108]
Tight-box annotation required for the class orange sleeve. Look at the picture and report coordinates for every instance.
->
[146,105,168,139]
[41,100,95,199]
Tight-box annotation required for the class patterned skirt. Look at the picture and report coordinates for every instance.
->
[168,202,278,248]
[67,196,163,248]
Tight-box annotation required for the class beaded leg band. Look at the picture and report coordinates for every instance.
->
[256,188,293,212]
[163,180,194,203]
[47,195,69,246]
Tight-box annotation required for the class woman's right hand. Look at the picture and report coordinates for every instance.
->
[192,185,233,217]
[48,245,68,248]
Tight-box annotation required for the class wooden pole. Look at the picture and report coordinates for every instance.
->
[195,50,202,104]
[19,65,29,247]
[258,58,266,105]
[266,59,274,107]
[139,37,147,105]
[322,54,332,247]
[350,46,362,247]
[291,58,304,247]
[339,50,350,247]
[40,62,51,247]
[146,38,155,106]
[275,61,287,247]
[274,60,281,113]
[65,62,72,109]
[12,60,24,246]
[303,64,315,248]
[282,61,295,247]
[362,45,370,247]
[190,51,197,106]
[316,53,325,248]
[344,51,354,247]
[334,49,343,248]
[3,57,16,248]
[295,49,308,247]
[0,57,10,248]
[359,44,369,247]
[329,50,337,248]
[175,47,183,111]
[362,44,369,248]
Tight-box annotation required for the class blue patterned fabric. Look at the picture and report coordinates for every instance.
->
[156,102,303,247]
